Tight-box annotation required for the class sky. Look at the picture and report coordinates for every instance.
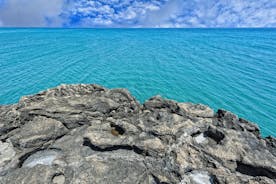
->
[0,0,275,28]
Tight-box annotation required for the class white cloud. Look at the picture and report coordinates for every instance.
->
[0,0,64,27]
[61,0,167,27]
[0,0,275,27]
[150,0,276,28]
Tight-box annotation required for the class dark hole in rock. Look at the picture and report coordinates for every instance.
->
[204,127,225,144]
[217,109,226,119]
[111,129,120,136]
[236,161,276,179]
[156,113,161,120]
[148,130,160,137]
[130,106,135,110]
[83,138,150,156]
[210,175,220,184]
[191,131,201,137]
[110,123,125,135]
[184,168,193,173]
[172,170,182,179]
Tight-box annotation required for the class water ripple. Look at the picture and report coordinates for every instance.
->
[0,28,276,137]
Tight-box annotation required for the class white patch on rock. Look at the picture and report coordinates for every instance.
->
[178,103,214,118]
[52,174,65,184]
[22,150,61,168]
[0,141,16,167]
[190,172,211,184]
[194,133,207,144]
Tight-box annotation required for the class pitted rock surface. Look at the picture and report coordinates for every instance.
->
[0,84,275,184]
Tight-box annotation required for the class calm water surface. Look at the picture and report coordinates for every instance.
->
[0,28,275,136]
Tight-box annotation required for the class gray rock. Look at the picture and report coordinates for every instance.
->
[0,84,275,184]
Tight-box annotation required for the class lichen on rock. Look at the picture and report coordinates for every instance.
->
[0,84,275,184]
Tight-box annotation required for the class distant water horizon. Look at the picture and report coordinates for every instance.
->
[0,28,275,137]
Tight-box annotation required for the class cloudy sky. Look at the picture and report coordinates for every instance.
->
[0,0,275,27]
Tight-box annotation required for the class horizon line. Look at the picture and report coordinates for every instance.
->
[0,27,276,29]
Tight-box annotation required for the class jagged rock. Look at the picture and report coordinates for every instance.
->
[9,116,68,148]
[0,84,275,184]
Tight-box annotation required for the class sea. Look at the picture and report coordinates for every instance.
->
[0,28,275,137]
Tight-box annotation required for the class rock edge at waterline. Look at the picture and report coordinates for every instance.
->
[0,84,275,184]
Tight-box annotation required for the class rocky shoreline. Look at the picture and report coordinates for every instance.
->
[0,84,275,184]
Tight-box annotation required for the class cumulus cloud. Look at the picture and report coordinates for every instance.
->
[0,0,275,27]
[61,0,166,27]
[0,0,64,27]
[165,0,276,28]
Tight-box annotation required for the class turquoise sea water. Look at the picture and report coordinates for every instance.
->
[0,28,275,137]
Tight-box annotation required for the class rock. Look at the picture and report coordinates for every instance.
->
[21,149,62,168]
[0,141,16,178]
[52,174,65,184]
[0,84,275,184]
[178,103,215,118]
[189,172,211,184]
[0,141,16,170]
[8,116,68,148]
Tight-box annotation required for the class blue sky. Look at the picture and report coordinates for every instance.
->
[0,0,275,27]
